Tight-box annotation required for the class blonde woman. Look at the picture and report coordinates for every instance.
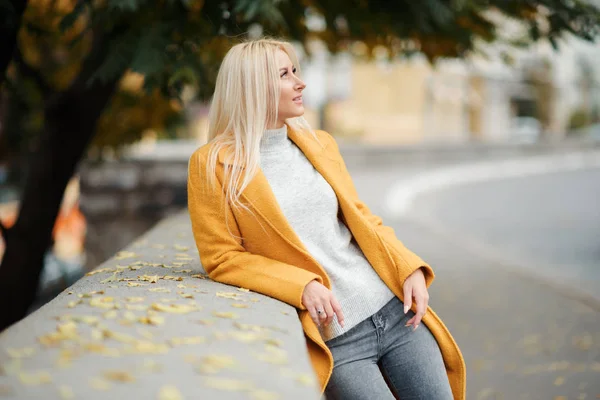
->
[188,38,465,399]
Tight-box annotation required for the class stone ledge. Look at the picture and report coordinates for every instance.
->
[0,211,320,399]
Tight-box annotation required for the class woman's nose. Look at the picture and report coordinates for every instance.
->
[295,79,306,90]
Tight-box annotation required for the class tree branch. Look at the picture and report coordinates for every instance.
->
[11,45,54,97]
[0,0,29,86]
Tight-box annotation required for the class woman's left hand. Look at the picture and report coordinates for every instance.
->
[402,267,429,331]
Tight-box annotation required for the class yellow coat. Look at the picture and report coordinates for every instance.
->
[187,125,466,399]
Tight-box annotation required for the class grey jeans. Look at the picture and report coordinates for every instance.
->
[323,296,453,400]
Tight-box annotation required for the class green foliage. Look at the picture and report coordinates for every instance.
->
[568,108,591,131]
[2,0,600,157]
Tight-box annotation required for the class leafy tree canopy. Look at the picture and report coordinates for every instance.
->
[4,0,600,152]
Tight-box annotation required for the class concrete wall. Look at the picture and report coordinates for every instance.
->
[0,212,321,399]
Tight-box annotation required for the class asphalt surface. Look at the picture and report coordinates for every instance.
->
[409,167,600,302]
[349,163,600,400]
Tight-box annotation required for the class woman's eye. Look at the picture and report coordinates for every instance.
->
[281,68,297,78]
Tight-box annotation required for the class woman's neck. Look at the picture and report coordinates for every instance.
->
[266,120,285,130]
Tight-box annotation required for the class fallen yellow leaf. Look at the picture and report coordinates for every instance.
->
[73,315,100,325]
[140,358,162,373]
[66,300,82,308]
[127,282,146,287]
[86,267,115,276]
[103,370,135,383]
[169,336,206,346]
[231,303,249,309]
[78,290,105,298]
[18,371,52,385]
[139,315,165,325]
[2,359,22,375]
[58,385,75,399]
[203,377,253,391]
[123,311,137,322]
[173,245,189,251]
[103,310,118,319]
[234,322,267,332]
[149,288,171,293]
[125,304,148,311]
[6,347,36,359]
[212,311,239,319]
[91,329,103,341]
[127,341,169,354]
[104,330,137,344]
[114,251,137,260]
[89,377,111,391]
[250,389,280,400]
[265,339,282,347]
[151,303,198,314]
[158,385,183,400]
[163,276,184,281]
[101,272,119,284]
[255,345,288,365]
[138,275,160,283]
[126,297,145,303]
[197,355,237,374]
[89,296,117,309]
[295,374,315,386]
[216,292,241,300]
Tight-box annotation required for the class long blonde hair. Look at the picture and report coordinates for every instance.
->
[204,38,317,215]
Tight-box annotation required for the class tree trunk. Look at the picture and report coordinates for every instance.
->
[0,29,124,331]
[0,0,28,84]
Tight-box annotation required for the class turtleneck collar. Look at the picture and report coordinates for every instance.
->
[260,124,289,153]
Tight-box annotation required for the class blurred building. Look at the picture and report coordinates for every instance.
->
[187,31,600,145]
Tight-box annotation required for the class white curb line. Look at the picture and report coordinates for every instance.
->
[385,150,600,217]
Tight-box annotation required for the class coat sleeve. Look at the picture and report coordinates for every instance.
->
[187,151,323,310]
[321,132,435,288]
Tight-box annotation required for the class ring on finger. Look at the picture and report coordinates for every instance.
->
[316,309,325,316]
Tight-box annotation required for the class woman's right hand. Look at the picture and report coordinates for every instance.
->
[301,280,345,328]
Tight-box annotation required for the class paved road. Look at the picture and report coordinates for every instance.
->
[408,167,600,301]
[349,164,600,400]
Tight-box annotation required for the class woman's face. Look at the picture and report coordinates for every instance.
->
[276,49,306,125]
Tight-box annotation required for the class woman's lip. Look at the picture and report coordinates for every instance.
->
[293,97,303,104]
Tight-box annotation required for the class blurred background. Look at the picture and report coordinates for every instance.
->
[0,0,599,397]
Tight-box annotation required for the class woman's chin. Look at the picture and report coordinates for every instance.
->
[283,110,305,120]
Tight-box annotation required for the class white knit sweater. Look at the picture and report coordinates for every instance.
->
[259,125,395,341]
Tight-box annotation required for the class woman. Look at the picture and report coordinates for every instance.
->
[188,38,465,399]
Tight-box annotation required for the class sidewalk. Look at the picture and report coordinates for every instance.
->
[393,216,600,400]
